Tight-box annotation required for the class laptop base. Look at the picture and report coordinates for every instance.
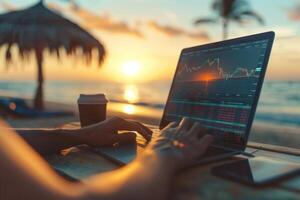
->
[93,133,242,166]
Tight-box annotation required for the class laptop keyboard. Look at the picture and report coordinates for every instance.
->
[202,146,232,158]
[95,127,237,165]
[136,129,233,158]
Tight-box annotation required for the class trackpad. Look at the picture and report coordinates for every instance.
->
[94,143,143,165]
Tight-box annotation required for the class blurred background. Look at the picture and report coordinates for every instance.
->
[0,0,299,148]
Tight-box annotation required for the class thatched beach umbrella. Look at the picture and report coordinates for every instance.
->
[0,0,105,109]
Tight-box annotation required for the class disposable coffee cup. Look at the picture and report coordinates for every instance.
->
[77,94,109,127]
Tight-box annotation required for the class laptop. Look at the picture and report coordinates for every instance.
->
[94,32,275,165]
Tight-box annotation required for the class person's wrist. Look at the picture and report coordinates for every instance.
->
[58,128,84,146]
[73,127,93,145]
[140,148,177,175]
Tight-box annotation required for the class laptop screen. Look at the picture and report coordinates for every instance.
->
[160,32,274,149]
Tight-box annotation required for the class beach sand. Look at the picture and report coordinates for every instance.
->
[2,99,299,149]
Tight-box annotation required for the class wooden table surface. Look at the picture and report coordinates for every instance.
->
[46,123,300,200]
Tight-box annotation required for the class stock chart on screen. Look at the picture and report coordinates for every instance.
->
[164,39,269,143]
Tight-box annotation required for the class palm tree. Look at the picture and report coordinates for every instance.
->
[194,0,265,40]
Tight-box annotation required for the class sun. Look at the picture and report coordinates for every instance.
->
[121,61,140,76]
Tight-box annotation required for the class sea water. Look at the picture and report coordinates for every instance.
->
[0,80,299,147]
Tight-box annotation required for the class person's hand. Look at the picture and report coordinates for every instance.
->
[78,117,153,147]
[146,117,214,171]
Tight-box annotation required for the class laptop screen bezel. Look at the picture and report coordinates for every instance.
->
[159,31,275,151]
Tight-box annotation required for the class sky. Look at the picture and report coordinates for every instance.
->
[0,0,300,83]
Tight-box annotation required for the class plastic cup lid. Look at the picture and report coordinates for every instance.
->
[77,94,109,104]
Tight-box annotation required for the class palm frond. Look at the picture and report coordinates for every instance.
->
[212,0,222,11]
[239,10,265,25]
[230,15,245,25]
[194,18,218,25]
[231,0,249,13]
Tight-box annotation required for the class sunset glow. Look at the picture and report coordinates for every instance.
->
[121,61,141,77]
[0,0,300,83]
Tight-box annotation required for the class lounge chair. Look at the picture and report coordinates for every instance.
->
[0,97,73,118]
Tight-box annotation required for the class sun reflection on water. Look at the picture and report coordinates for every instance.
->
[123,104,136,114]
[123,85,139,103]
[122,85,139,115]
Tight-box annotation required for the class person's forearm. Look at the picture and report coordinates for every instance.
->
[15,128,82,155]
[83,149,175,200]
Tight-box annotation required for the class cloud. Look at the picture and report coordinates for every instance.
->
[47,2,210,41]
[49,2,209,40]
[0,1,17,11]
[287,3,300,21]
[49,2,143,38]
[147,21,209,40]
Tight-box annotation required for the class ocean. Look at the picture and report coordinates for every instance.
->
[0,80,299,148]
[0,80,299,128]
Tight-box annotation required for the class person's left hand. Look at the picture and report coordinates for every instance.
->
[77,117,153,147]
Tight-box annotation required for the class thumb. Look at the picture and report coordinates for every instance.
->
[113,132,136,144]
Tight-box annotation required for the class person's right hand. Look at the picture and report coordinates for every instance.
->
[146,117,214,171]
[77,117,152,147]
